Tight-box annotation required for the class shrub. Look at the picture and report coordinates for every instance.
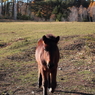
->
[17,13,22,19]
[17,13,31,20]
[56,13,63,21]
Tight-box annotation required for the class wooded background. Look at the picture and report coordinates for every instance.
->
[0,0,95,21]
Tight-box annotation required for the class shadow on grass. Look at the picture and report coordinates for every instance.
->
[0,19,32,22]
[56,90,94,95]
[64,91,94,95]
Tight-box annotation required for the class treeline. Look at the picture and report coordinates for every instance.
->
[0,0,94,21]
[31,0,70,21]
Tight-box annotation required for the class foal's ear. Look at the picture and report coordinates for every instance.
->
[42,35,48,44]
[56,36,60,43]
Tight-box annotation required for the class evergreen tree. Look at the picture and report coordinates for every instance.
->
[52,0,69,21]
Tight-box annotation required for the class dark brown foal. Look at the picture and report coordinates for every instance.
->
[35,34,60,95]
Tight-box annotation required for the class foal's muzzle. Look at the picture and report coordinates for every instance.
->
[47,63,54,69]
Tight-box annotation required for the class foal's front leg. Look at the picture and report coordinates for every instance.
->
[41,69,48,95]
[49,69,57,93]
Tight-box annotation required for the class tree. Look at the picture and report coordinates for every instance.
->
[31,1,53,21]
[0,0,3,16]
[0,0,8,17]
[13,0,17,20]
[52,0,69,21]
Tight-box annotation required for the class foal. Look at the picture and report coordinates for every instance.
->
[35,34,60,95]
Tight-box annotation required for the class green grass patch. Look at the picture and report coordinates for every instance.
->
[78,70,91,75]
[9,40,30,49]
[18,71,37,84]
[1,22,95,95]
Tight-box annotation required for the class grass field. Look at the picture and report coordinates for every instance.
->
[0,22,95,95]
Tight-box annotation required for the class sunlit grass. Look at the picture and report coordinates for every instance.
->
[0,22,95,42]
[1,22,95,94]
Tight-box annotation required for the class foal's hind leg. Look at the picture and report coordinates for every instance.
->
[38,68,42,88]
[41,70,48,95]
[38,73,42,88]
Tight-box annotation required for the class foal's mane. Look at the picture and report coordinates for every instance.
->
[45,34,56,39]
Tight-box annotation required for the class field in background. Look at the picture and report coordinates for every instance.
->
[0,22,95,95]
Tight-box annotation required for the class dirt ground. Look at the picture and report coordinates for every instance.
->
[1,34,95,95]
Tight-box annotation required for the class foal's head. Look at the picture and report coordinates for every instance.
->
[42,34,60,69]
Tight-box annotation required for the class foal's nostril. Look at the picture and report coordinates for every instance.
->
[47,63,54,69]
[47,64,50,69]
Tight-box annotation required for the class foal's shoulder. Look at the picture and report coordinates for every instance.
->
[37,38,43,46]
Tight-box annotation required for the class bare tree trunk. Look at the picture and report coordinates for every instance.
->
[1,0,4,15]
[14,0,17,20]
[0,0,3,16]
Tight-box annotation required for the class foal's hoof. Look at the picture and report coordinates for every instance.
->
[38,84,42,88]
[49,88,54,93]
[49,88,52,93]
